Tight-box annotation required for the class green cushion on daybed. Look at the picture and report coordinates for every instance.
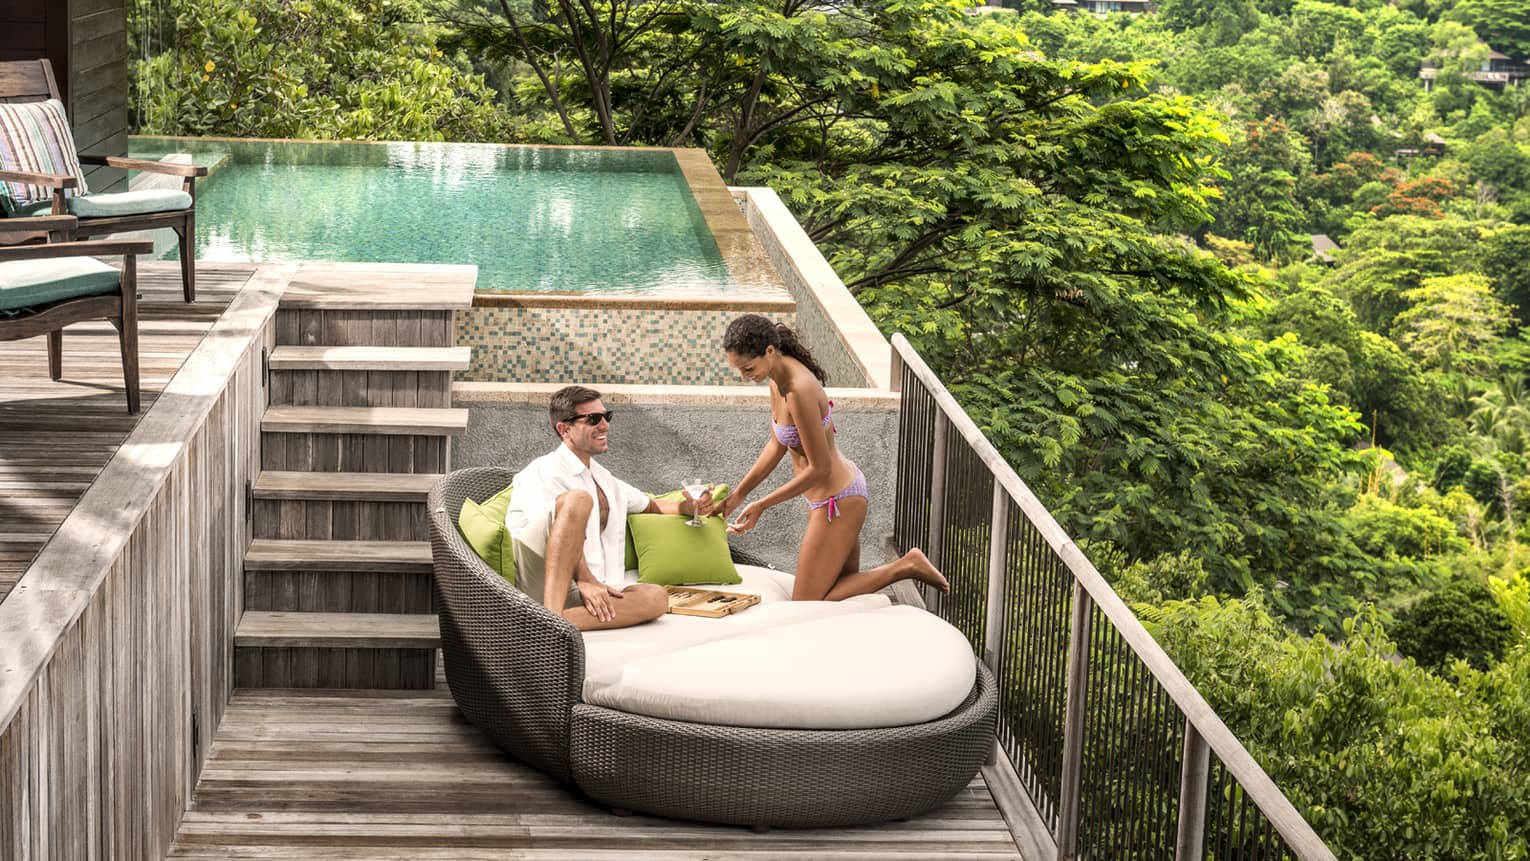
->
[458,484,516,584]
[628,513,742,587]
[0,257,119,312]
[624,484,729,570]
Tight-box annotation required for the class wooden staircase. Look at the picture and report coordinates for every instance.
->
[232,268,473,689]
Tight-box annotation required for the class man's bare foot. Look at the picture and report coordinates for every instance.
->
[903,547,950,593]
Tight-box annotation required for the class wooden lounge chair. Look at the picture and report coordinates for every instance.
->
[0,214,154,414]
[0,58,207,302]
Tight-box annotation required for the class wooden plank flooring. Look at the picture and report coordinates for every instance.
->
[169,677,1023,860]
[0,262,259,602]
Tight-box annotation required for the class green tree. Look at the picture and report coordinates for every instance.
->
[1251,280,1445,451]
[1393,273,1510,376]
[1158,0,1262,43]
[1321,214,1482,332]
[1212,118,1313,262]
[1452,0,1530,60]
[1393,579,1517,670]
[1145,596,1530,858]
[133,0,514,140]
[1479,224,1530,325]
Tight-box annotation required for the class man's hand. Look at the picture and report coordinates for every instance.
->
[685,485,719,518]
[577,580,624,623]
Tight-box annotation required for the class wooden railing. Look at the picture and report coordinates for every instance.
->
[0,266,289,859]
[890,334,1335,861]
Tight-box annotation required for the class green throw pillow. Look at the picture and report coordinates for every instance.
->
[458,483,516,584]
[628,513,742,586]
[624,484,730,570]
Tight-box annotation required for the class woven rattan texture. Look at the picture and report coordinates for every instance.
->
[569,663,998,827]
[428,466,585,783]
[430,467,996,827]
[427,466,776,784]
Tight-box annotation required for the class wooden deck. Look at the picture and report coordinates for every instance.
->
[0,261,259,602]
[169,673,1024,860]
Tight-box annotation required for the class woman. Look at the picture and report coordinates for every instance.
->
[720,314,949,601]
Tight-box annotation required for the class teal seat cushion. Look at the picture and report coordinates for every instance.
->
[67,189,192,218]
[0,257,120,312]
[8,200,56,218]
[458,484,516,584]
[628,513,742,587]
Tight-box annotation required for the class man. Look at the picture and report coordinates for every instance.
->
[506,385,714,631]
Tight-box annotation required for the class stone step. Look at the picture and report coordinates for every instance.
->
[267,346,471,372]
[260,406,468,436]
[253,471,441,503]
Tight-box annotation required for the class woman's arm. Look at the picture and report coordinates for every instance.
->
[725,434,788,515]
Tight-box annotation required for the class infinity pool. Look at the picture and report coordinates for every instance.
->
[130,138,738,295]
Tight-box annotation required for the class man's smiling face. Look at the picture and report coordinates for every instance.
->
[559,399,611,458]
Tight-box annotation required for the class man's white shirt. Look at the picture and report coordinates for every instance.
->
[506,444,649,588]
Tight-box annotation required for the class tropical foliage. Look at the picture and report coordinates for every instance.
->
[127,0,1530,852]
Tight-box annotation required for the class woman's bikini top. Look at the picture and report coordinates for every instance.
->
[772,401,834,450]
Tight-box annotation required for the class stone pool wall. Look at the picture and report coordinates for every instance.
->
[733,187,892,390]
[452,383,900,570]
[456,296,797,386]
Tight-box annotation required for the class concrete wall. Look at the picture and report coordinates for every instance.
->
[453,383,901,570]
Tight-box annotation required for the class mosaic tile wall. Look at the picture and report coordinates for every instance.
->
[457,306,798,385]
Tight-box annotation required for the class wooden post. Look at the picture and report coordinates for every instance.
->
[890,340,904,393]
[983,482,1009,671]
[1176,721,1211,861]
[927,414,949,571]
[1055,584,1093,861]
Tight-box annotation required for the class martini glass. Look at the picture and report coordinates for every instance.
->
[682,478,708,527]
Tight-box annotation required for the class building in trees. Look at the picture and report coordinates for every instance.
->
[1421,47,1530,91]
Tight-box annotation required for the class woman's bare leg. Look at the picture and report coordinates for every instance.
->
[792,497,950,601]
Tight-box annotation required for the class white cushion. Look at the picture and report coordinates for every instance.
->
[583,604,976,730]
[583,565,888,670]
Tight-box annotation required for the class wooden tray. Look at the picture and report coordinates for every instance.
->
[663,586,761,618]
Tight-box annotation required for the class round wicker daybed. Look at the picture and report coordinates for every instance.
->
[426,466,997,829]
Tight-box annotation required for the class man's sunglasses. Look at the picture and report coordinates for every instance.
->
[562,410,614,427]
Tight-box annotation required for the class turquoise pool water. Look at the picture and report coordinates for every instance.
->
[129,139,734,294]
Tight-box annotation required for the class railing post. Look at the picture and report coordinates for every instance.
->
[1175,721,1211,861]
[927,414,948,571]
[983,482,1008,671]
[1055,583,1093,861]
[890,339,904,393]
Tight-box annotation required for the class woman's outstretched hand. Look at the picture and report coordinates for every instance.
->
[727,501,764,534]
[719,492,742,519]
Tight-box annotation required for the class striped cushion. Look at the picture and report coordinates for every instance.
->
[0,99,87,214]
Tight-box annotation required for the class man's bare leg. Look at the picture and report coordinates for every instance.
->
[542,490,594,609]
[560,583,668,631]
[541,490,666,631]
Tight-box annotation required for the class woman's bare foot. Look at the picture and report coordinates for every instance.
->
[902,547,950,593]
